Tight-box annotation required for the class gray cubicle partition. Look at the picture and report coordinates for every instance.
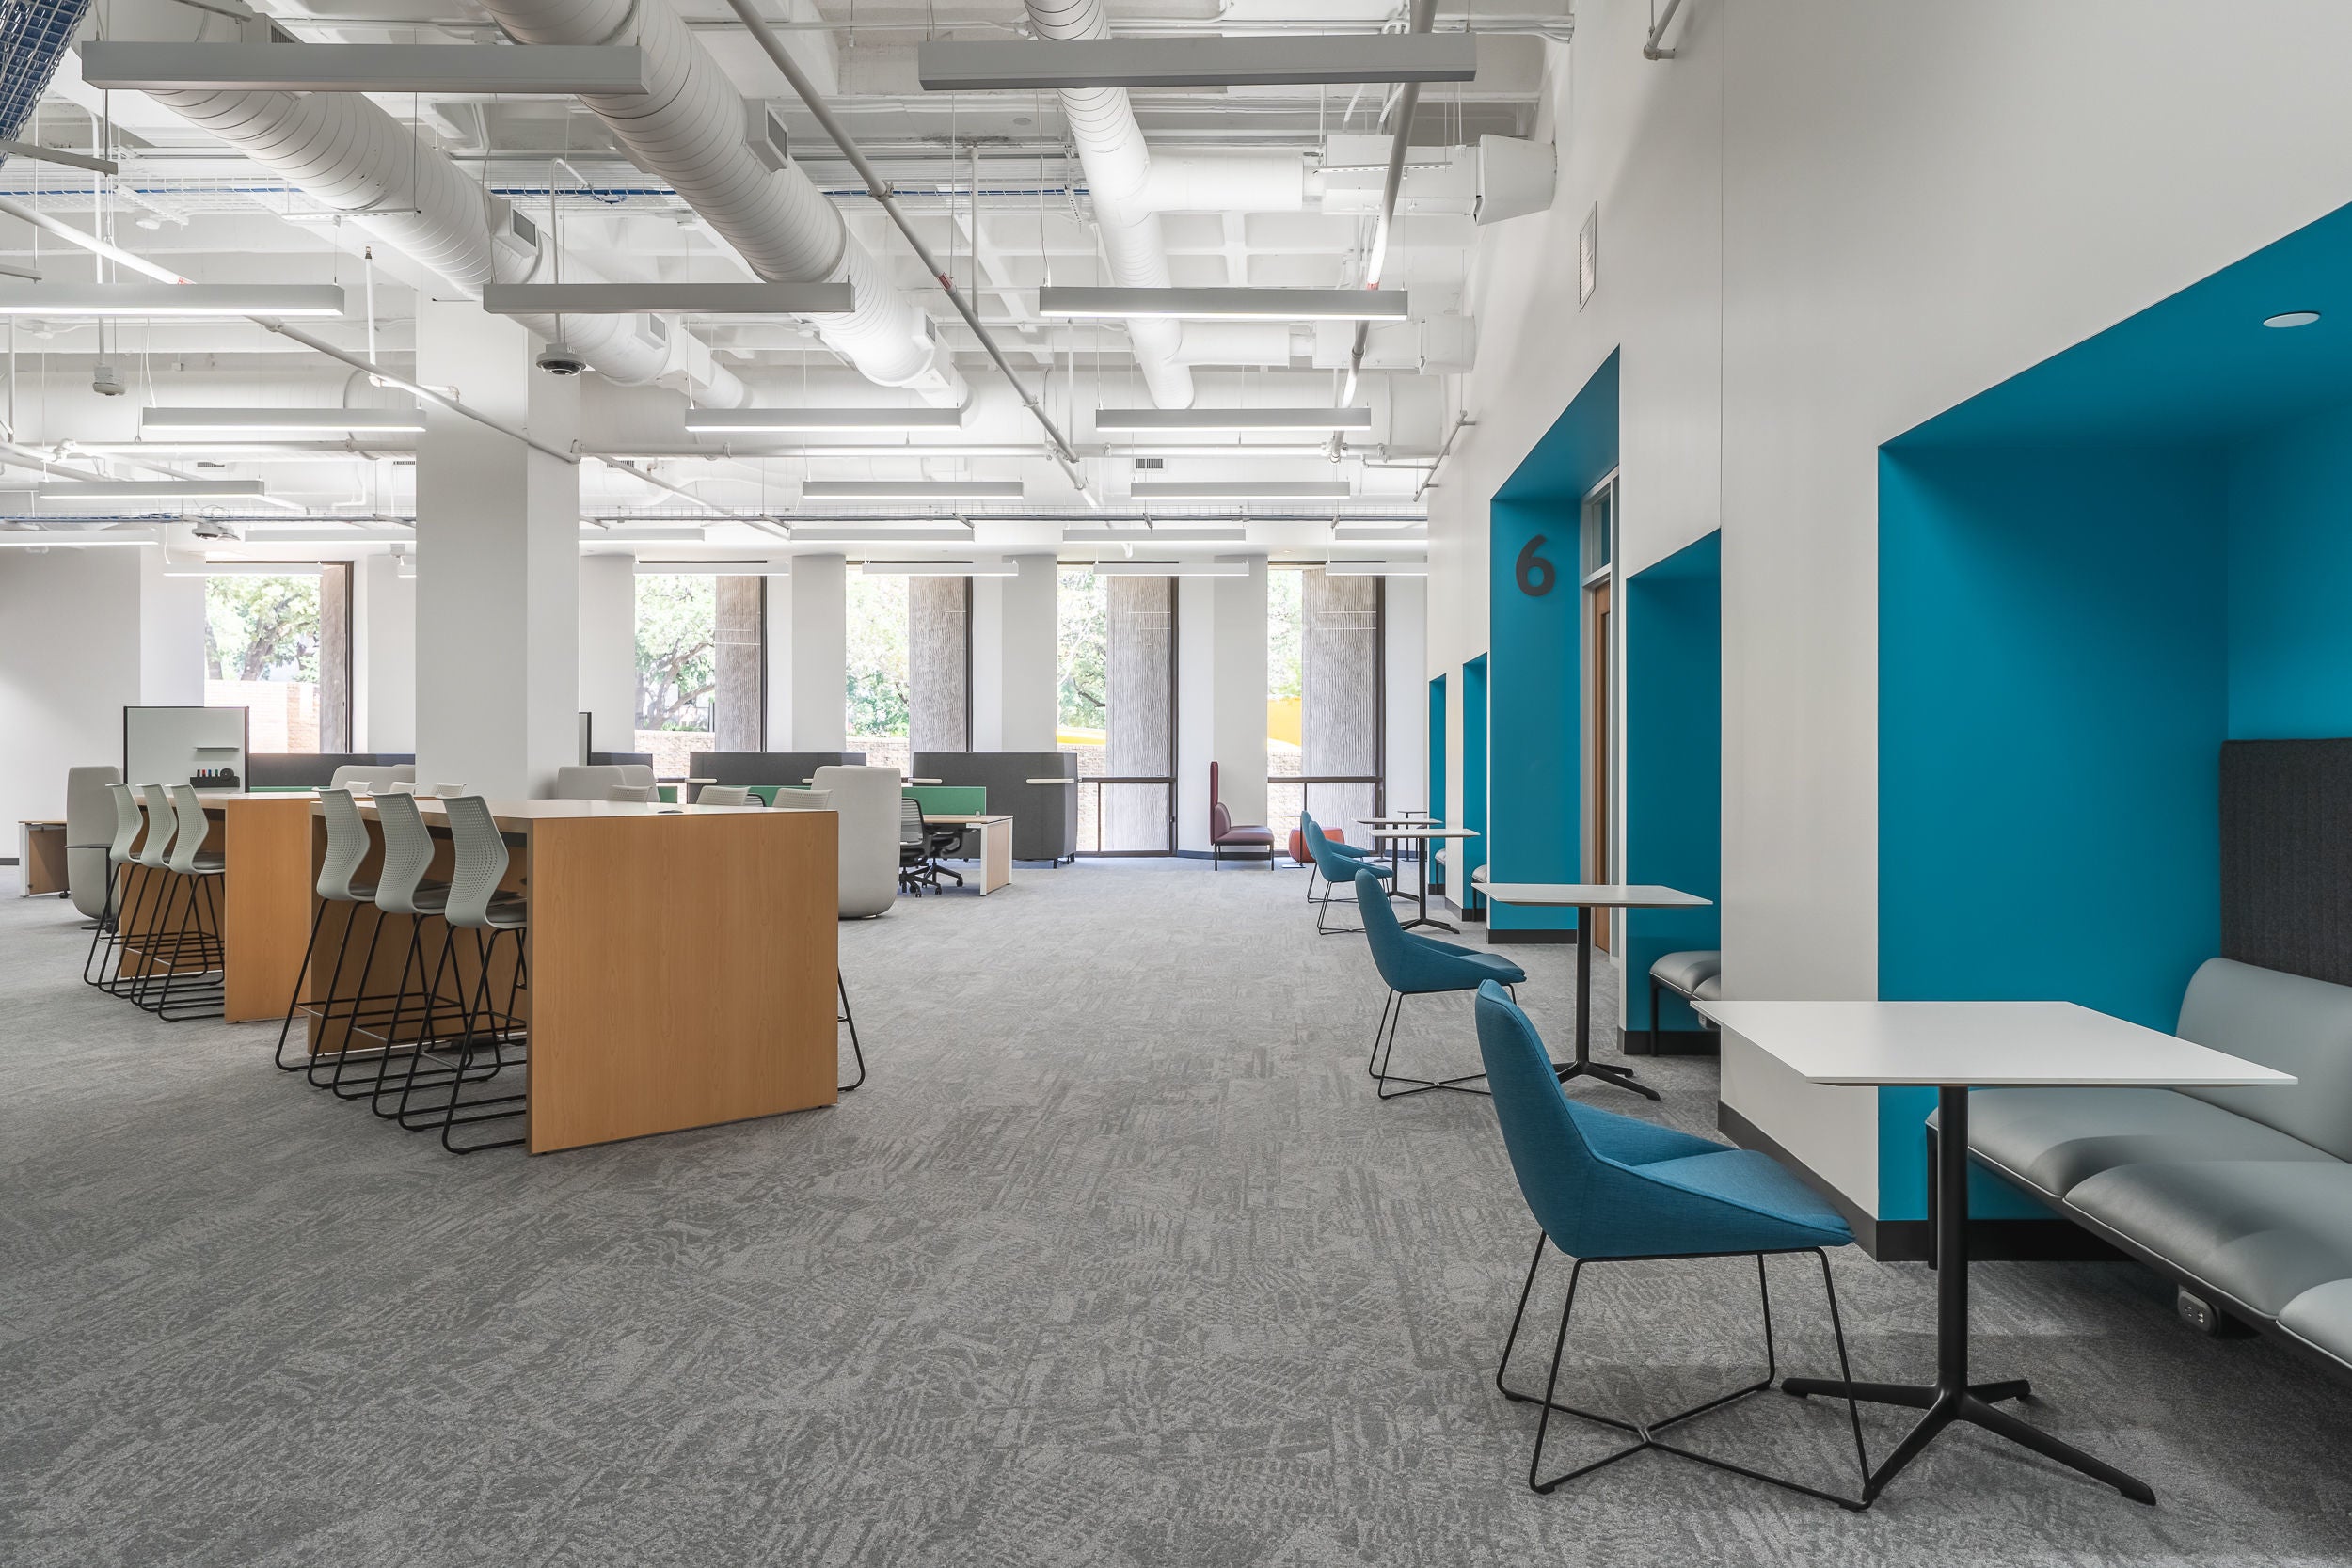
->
[914,752,1078,864]
[691,752,866,789]
[246,752,416,789]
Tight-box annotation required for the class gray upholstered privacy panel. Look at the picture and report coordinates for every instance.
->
[2220,738,2352,988]
[914,752,1078,862]
[691,752,866,786]
[246,752,415,789]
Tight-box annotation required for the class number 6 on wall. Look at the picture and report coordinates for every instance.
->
[1516,534,1557,597]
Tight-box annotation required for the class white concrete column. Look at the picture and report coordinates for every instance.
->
[1213,557,1270,829]
[1174,574,1216,852]
[1382,573,1427,813]
[412,301,581,796]
[765,571,793,745]
[577,552,637,755]
[993,554,1058,752]
[787,552,847,750]
[355,552,416,752]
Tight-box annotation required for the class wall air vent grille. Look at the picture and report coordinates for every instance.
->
[1135,457,1165,470]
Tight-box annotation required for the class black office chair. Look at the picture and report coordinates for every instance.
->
[898,798,934,895]
[925,818,967,889]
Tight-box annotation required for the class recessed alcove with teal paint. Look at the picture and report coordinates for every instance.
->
[1486,351,1619,933]
[1877,200,2352,1222]
[1625,530,1721,1044]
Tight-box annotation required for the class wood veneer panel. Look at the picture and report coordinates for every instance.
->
[222,797,318,1022]
[525,810,836,1152]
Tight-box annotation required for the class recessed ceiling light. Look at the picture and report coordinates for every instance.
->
[2264,310,2322,328]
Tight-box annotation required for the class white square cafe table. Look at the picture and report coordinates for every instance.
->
[1692,999,2295,1506]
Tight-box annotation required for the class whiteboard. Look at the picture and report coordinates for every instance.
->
[124,706,250,790]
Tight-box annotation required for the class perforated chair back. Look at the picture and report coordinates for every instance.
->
[899,796,926,848]
[105,783,144,866]
[768,788,832,811]
[134,785,177,869]
[432,783,466,797]
[607,784,656,803]
[166,787,217,874]
[316,788,372,900]
[373,791,439,915]
[698,784,754,807]
[440,796,513,929]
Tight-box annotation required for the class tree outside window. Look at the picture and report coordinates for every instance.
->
[205,573,324,752]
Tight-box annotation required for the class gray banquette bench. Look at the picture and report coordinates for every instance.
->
[1944,957,2352,1371]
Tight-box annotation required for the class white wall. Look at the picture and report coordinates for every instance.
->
[1427,0,2352,1212]
[577,553,637,754]
[1176,562,1272,852]
[0,547,149,835]
[1382,574,1428,815]
[355,553,416,753]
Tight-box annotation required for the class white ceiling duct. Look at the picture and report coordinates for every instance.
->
[1025,0,1192,409]
[105,3,748,406]
[475,0,968,407]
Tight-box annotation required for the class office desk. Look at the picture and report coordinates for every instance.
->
[314,799,838,1152]
[922,813,1013,895]
[113,792,318,1021]
[17,819,68,896]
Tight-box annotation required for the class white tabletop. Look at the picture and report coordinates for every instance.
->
[1693,999,2296,1088]
[1026,777,1078,784]
[1369,826,1478,840]
[1476,881,1711,910]
[1363,816,1438,827]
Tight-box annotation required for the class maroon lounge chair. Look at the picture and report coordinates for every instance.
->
[1209,761,1276,869]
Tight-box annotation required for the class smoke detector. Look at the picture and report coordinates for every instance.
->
[91,363,126,396]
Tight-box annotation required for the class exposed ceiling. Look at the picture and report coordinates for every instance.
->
[0,0,1564,564]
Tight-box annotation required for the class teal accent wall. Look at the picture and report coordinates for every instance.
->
[1487,352,1620,931]
[1623,531,1721,1031]
[1462,654,1489,908]
[1877,443,2228,1220]
[2228,402,2352,737]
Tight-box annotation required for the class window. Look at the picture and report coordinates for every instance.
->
[1267,565,1383,847]
[1058,568,1175,852]
[203,564,350,752]
[636,573,764,778]
[846,570,912,776]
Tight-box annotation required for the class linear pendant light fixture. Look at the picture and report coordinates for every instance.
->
[79,42,650,96]
[1095,407,1373,434]
[159,561,326,578]
[1089,558,1249,578]
[482,283,853,317]
[36,480,267,502]
[631,559,790,576]
[916,34,1477,91]
[1062,527,1248,544]
[0,283,344,318]
[1322,561,1428,577]
[143,407,424,436]
[801,480,1023,501]
[860,558,1018,577]
[787,527,977,544]
[685,407,967,434]
[1130,481,1352,501]
[1040,287,1406,322]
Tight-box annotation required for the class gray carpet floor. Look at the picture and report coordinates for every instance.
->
[5,858,2351,1566]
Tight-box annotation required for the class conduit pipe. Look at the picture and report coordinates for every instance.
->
[1341,0,1436,414]
[1024,0,1192,408]
[111,1,747,405]
[476,0,969,405]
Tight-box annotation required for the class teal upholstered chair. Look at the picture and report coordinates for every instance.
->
[1305,813,1391,933]
[1473,982,1872,1507]
[1356,869,1524,1098]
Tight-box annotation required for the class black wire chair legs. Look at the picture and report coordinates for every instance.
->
[1496,1236,1871,1510]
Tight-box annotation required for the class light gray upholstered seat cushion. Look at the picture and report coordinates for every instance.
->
[1691,974,1722,1002]
[2175,957,2352,1161]
[1650,950,1722,993]
[2278,1279,2352,1370]
[2064,1160,2352,1318]
[1957,1086,2336,1201]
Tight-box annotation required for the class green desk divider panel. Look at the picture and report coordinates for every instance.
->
[658,784,679,804]
[905,785,987,816]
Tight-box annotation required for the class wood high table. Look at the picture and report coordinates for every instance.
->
[1471,878,1712,1102]
[1694,999,2294,1506]
[314,798,840,1153]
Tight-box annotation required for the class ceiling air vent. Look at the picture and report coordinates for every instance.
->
[492,201,539,263]
[746,103,791,173]
[1577,203,1597,309]
[1134,456,1165,470]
